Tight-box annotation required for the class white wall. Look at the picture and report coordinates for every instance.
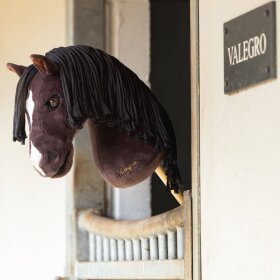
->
[199,0,280,279]
[0,1,66,280]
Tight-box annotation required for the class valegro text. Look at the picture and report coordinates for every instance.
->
[227,33,267,66]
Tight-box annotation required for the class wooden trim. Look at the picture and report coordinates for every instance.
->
[65,0,106,276]
[75,259,184,279]
[184,191,192,280]
[190,0,201,279]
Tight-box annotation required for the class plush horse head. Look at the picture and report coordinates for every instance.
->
[7,57,75,178]
[7,46,180,191]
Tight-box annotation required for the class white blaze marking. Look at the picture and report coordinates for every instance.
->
[26,89,34,125]
[26,90,45,175]
[30,142,46,176]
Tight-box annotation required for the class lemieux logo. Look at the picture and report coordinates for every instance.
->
[227,33,267,66]
[116,161,137,178]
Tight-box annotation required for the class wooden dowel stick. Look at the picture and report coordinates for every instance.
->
[155,166,184,205]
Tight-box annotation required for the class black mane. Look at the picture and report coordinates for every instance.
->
[13,64,37,144]
[13,45,181,191]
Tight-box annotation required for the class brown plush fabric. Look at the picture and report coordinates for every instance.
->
[27,72,76,178]
[7,61,163,185]
[8,46,181,191]
[88,121,163,187]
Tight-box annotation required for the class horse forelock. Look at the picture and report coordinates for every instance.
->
[13,65,38,144]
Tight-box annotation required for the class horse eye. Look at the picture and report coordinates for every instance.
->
[45,95,60,110]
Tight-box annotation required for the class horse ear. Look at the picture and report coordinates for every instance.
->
[6,63,27,77]
[30,54,59,75]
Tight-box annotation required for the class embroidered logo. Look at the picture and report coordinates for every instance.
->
[116,161,137,177]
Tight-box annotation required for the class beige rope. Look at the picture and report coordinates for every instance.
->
[78,206,184,239]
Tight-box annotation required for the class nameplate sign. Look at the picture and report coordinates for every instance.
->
[224,2,276,94]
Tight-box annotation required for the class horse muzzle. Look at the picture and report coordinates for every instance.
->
[30,142,74,178]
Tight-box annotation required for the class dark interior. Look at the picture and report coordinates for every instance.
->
[150,0,191,215]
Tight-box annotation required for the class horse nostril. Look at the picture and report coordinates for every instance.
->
[47,151,58,161]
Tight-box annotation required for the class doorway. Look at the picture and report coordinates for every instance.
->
[150,0,191,215]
